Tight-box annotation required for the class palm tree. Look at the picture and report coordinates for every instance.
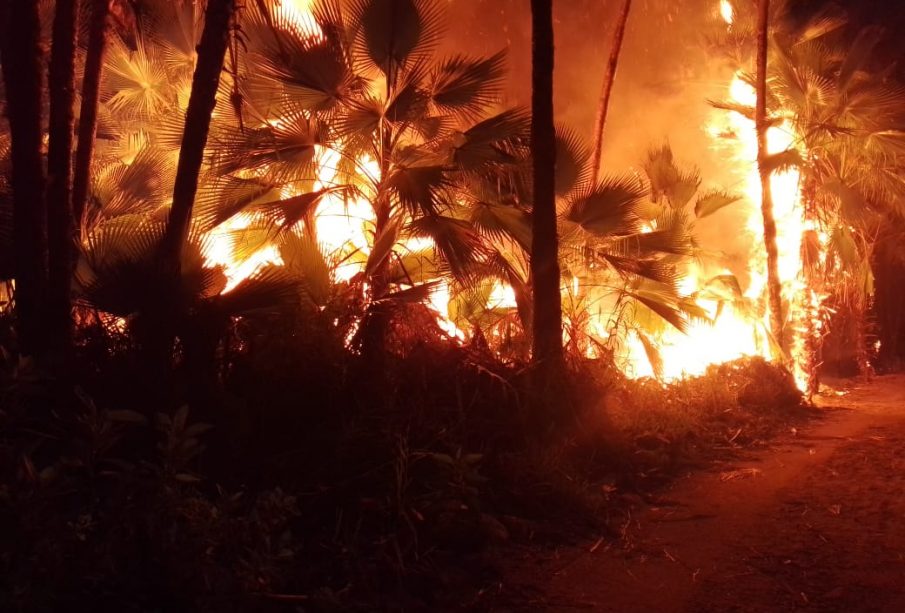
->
[448,138,717,375]
[711,0,905,390]
[36,0,717,384]
[65,0,307,401]
[766,10,905,391]
[530,0,563,370]
[47,0,80,359]
[589,0,632,181]
[558,144,729,373]
[213,0,519,357]
[0,0,48,358]
[755,0,784,353]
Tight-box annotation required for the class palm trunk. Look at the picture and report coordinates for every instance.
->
[72,0,111,236]
[874,231,905,369]
[1,0,49,358]
[589,0,632,181]
[755,0,784,354]
[47,0,80,360]
[530,0,563,369]
[163,0,236,268]
[853,297,872,378]
[358,94,394,366]
[800,173,822,395]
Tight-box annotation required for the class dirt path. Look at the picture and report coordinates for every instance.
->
[496,374,905,612]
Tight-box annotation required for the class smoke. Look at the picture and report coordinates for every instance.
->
[442,0,762,290]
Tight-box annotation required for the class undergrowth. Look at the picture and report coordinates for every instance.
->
[0,310,808,611]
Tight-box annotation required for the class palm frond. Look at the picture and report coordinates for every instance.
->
[94,146,174,218]
[469,200,532,251]
[761,148,803,174]
[384,63,430,123]
[694,189,741,218]
[210,111,325,182]
[636,330,664,379]
[708,99,755,120]
[77,220,177,317]
[208,222,277,264]
[624,288,688,334]
[596,252,679,286]
[386,162,449,217]
[407,214,486,283]
[608,209,695,258]
[821,178,868,225]
[642,145,700,208]
[194,175,278,232]
[791,12,846,45]
[83,218,166,268]
[428,50,505,121]
[388,247,440,285]
[278,232,334,308]
[245,2,357,113]
[364,218,400,280]
[564,175,645,237]
[347,0,445,78]
[827,224,861,271]
[206,265,300,317]
[555,125,592,197]
[332,95,383,147]
[102,37,175,121]
[139,0,200,78]
[451,108,530,170]
[376,279,443,305]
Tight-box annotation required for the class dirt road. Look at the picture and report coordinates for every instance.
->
[498,374,905,612]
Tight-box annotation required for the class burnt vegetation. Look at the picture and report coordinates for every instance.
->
[0,0,903,610]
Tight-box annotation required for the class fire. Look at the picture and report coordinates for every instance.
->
[204,213,283,292]
[276,0,321,35]
[720,0,734,25]
[617,12,810,386]
[197,0,815,384]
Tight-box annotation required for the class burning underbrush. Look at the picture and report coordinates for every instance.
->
[600,356,807,486]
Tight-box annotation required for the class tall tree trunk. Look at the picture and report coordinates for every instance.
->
[163,0,236,269]
[589,0,632,181]
[47,0,80,361]
[72,0,112,236]
[358,119,394,364]
[800,173,822,395]
[530,0,563,369]
[755,0,784,354]
[873,229,905,369]
[1,0,49,358]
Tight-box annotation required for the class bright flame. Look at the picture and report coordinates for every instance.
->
[720,0,734,25]
[616,62,808,386]
[204,213,282,292]
[276,0,321,36]
[192,0,815,384]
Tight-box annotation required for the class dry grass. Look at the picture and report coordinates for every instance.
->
[557,357,811,492]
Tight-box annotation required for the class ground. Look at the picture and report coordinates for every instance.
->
[487,374,905,612]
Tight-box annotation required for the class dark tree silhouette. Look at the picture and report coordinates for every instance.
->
[72,0,112,234]
[530,0,563,369]
[590,0,632,181]
[163,0,237,268]
[1,0,48,357]
[47,0,79,358]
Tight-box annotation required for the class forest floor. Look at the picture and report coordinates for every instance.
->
[485,374,905,612]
